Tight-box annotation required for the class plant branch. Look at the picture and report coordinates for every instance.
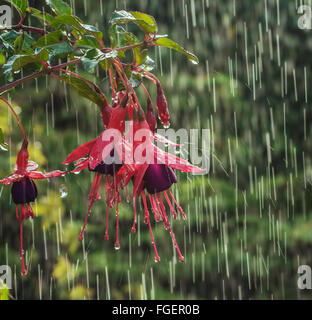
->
[0,59,81,94]
[0,24,46,35]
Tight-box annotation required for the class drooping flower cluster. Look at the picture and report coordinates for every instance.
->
[63,72,204,263]
[0,65,202,276]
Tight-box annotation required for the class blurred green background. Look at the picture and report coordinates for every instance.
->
[1,0,312,300]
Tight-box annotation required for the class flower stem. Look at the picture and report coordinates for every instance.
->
[0,97,27,139]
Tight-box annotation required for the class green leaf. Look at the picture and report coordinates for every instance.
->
[110,10,157,34]
[14,34,23,52]
[0,30,20,53]
[6,0,28,17]
[129,71,142,88]
[47,41,73,59]
[0,53,6,65]
[140,56,155,71]
[156,37,199,65]
[81,48,102,73]
[0,30,35,53]
[81,24,103,41]
[52,15,84,33]
[52,15,103,41]
[0,129,8,152]
[75,35,101,49]
[21,32,36,51]
[35,31,66,47]
[11,49,49,71]
[130,11,157,33]
[60,74,104,107]
[46,0,72,15]
[35,32,73,59]
[109,25,141,61]
[136,49,148,66]
[27,7,54,24]
[81,49,117,74]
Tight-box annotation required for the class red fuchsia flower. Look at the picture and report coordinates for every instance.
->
[63,94,129,247]
[0,139,66,275]
[117,108,205,263]
[156,81,170,128]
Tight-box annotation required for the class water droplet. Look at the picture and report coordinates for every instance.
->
[155,257,160,263]
[164,122,171,129]
[59,185,68,198]
[114,245,120,251]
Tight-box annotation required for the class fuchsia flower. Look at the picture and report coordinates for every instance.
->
[0,139,66,275]
[117,108,204,262]
[63,94,129,247]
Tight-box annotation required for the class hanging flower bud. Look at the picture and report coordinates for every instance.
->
[156,81,170,128]
[146,96,157,134]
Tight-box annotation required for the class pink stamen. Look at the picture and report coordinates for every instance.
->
[141,191,149,224]
[158,195,184,263]
[28,203,34,219]
[147,216,160,263]
[164,191,177,219]
[168,190,187,220]
[79,204,92,241]
[142,192,160,262]
[20,220,26,276]
[149,194,161,222]
[156,193,169,228]
[131,196,137,233]
[155,194,168,229]
[105,205,109,240]
[114,201,120,249]
[80,173,102,241]
[96,175,103,201]
[21,204,26,220]
[16,205,20,222]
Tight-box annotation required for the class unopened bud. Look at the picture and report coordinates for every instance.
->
[156,82,170,127]
[146,96,157,133]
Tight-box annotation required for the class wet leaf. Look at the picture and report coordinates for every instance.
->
[82,49,117,74]
[60,74,104,107]
[52,15,103,41]
[139,56,155,71]
[35,31,66,47]
[6,0,28,17]
[75,35,102,49]
[130,71,142,88]
[27,7,54,24]
[156,37,199,64]
[11,49,49,71]
[46,0,72,16]
[110,10,157,34]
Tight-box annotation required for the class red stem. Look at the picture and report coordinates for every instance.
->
[0,59,81,94]
[0,97,27,139]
